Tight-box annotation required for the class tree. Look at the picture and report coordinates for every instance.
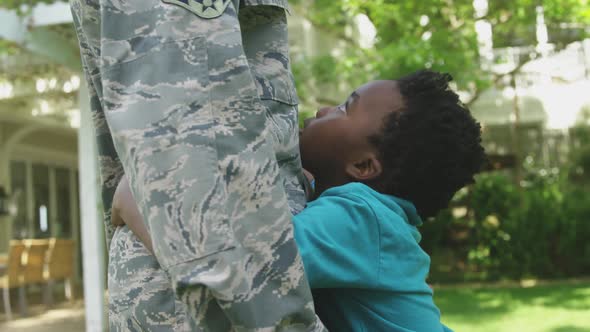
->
[0,0,65,55]
[290,0,590,110]
[0,0,62,13]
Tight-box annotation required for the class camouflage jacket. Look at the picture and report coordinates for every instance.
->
[70,0,325,330]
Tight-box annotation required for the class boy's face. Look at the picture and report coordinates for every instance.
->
[300,80,404,189]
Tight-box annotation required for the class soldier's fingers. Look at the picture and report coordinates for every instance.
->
[111,207,124,226]
[111,175,129,226]
[302,168,315,183]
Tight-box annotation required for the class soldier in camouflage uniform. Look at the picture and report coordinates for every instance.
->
[70,0,325,330]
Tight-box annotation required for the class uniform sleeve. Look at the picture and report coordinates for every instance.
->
[293,193,381,289]
[70,0,120,249]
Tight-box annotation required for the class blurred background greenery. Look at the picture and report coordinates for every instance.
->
[288,0,590,116]
[286,0,590,286]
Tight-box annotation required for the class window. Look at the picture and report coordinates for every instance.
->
[10,161,27,239]
[10,161,79,242]
[55,167,72,237]
[32,163,50,238]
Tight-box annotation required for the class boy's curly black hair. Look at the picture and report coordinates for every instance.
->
[369,70,486,218]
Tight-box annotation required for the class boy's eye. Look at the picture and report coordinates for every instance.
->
[337,104,347,114]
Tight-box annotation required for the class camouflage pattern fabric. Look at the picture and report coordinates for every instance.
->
[70,0,324,330]
[160,0,233,19]
[243,0,290,10]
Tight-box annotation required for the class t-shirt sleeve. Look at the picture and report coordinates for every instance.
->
[293,193,381,289]
[442,324,454,332]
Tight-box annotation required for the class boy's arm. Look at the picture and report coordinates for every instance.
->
[112,175,154,254]
[293,192,381,289]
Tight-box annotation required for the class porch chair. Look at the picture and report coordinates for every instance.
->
[20,239,50,315]
[43,238,75,305]
[0,240,26,320]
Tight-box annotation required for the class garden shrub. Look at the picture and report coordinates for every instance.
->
[422,167,590,283]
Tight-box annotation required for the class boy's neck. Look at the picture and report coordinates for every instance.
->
[312,178,383,200]
[310,180,329,201]
[311,179,350,200]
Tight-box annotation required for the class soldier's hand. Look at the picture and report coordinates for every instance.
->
[111,175,130,227]
[302,168,314,184]
[111,174,155,254]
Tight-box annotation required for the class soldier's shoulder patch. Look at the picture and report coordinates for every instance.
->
[162,0,232,18]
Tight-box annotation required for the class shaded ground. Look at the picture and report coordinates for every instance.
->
[1,281,589,331]
[436,281,590,332]
[0,284,89,332]
[0,300,85,332]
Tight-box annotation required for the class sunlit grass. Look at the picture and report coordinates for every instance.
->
[435,281,590,332]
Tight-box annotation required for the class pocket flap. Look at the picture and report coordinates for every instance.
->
[162,0,232,18]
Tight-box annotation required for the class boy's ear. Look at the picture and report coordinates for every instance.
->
[345,154,382,181]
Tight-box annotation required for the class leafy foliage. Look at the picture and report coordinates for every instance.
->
[0,0,62,12]
[291,1,590,282]
[422,161,590,283]
[291,0,590,110]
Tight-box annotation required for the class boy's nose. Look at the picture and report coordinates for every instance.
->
[316,106,332,118]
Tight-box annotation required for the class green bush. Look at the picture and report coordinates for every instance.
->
[422,168,590,283]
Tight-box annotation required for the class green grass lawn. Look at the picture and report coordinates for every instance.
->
[435,281,590,332]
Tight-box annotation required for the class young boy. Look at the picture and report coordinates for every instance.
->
[113,70,485,331]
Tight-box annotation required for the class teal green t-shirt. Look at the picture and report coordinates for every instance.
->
[293,182,451,332]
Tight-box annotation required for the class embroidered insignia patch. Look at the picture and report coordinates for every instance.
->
[162,0,232,18]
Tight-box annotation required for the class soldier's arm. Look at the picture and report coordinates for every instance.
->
[111,169,317,257]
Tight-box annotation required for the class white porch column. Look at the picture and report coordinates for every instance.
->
[77,83,107,332]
